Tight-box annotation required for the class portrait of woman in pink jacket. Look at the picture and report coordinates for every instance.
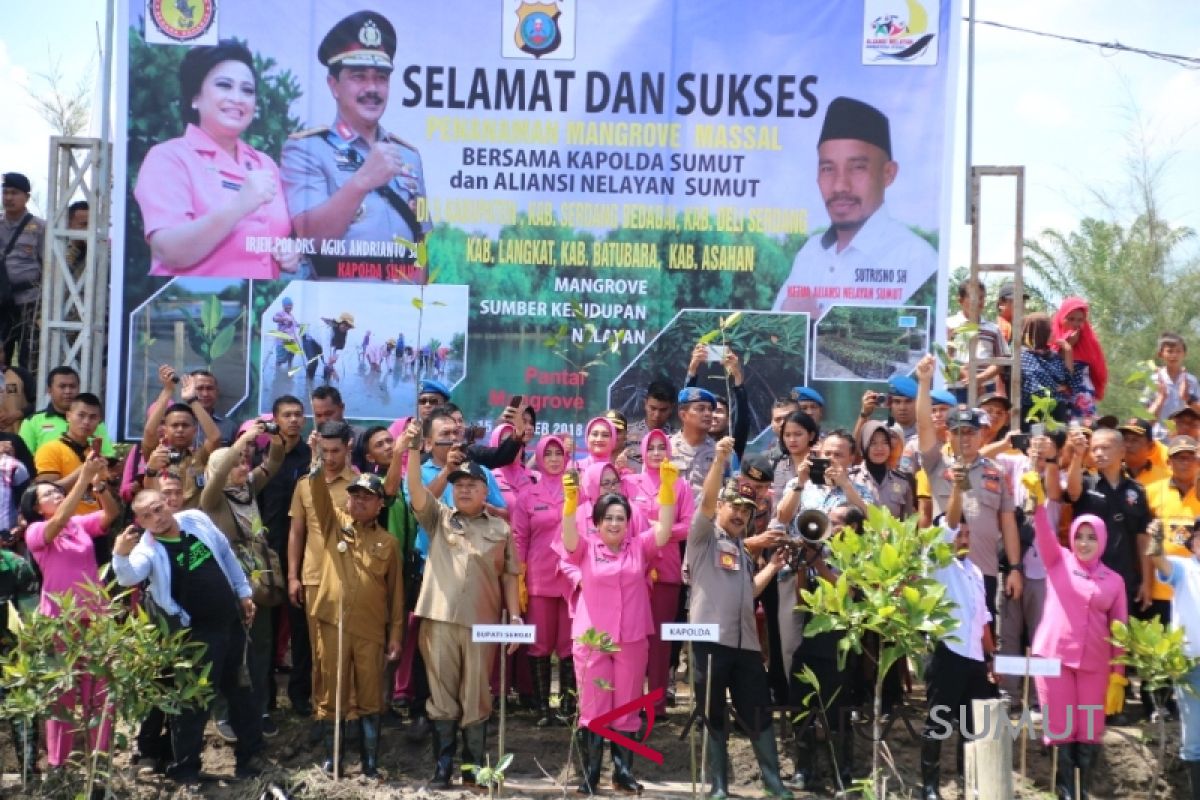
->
[1032,505,1128,800]
[574,416,619,473]
[511,435,574,728]
[560,462,677,795]
[626,429,695,718]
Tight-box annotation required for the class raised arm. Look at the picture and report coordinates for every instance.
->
[699,436,735,517]
[560,471,581,554]
[38,455,105,545]
[141,364,178,455]
[915,353,938,462]
[401,421,432,514]
[1032,502,1063,570]
[654,461,680,548]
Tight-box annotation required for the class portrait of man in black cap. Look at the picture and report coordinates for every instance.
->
[772,96,937,316]
[281,10,431,276]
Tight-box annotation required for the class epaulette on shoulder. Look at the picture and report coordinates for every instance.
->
[289,126,330,140]
[386,133,419,151]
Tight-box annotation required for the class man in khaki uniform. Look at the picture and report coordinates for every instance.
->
[308,467,404,778]
[287,421,357,719]
[401,420,521,790]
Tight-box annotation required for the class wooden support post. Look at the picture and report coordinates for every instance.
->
[963,698,1013,800]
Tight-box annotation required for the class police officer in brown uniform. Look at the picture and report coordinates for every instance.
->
[308,466,404,778]
[915,354,1023,626]
[401,420,522,790]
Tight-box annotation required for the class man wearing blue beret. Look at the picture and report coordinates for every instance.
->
[670,387,719,493]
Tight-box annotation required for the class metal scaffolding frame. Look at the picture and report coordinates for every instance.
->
[966,165,1025,429]
[36,136,110,405]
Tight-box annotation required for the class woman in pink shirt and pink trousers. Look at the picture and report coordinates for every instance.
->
[560,460,677,795]
[1032,504,1128,800]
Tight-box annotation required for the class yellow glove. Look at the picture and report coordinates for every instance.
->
[1105,672,1128,715]
[1020,471,1045,507]
[650,568,659,584]
[562,471,580,517]
[658,460,679,506]
[518,572,529,614]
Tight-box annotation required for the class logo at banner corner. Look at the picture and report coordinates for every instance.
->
[506,1,574,60]
[862,0,938,66]
[148,0,217,42]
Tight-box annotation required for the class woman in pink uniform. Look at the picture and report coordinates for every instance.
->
[560,462,677,795]
[512,435,574,727]
[1031,505,1128,799]
[20,454,120,769]
[574,416,619,473]
[626,429,695,717]
[134,40,295,278]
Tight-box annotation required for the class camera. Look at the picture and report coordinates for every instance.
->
[168,450,184,465]
[262,422,280,435]
[808,457,830,486]
[873,392,888,405]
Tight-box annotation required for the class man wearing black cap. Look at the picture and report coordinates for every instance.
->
[401,420,522,790]
[772,97,937,316]
[1,173,45,367]
[281,11,431,267]
[305,465,404,778]
[996,281,1026,345]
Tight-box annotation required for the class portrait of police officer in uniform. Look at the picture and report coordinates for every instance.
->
[772,96,937,316]
[281,11,432,278]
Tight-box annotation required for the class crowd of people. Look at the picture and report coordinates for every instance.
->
[2,279,1200,800]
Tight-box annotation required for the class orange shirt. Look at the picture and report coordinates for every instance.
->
[1144,477,1200,601]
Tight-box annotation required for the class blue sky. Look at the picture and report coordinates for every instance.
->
[4,0,1199,277]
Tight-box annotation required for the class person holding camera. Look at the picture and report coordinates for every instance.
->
[141,365,223,508]
[788,504,863,792]
[200,420,286,740]
[20,452,118,771]
[114,490,266,782]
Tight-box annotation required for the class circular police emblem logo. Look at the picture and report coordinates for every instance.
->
[148,0,217,42]
[513,3,562,58]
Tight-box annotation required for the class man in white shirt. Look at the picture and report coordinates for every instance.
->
[920,518,996,800]
[772,97,937,316]
[1147,518,1200,796]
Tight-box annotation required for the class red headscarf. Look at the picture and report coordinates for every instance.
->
[1051,297,1107,400]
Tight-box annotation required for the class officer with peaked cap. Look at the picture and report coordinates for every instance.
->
[281,10,431,278]
[772,95,937,315]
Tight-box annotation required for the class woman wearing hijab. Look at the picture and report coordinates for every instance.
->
[1032,504,1128,799]
[561,462,677,795]
[851,420,914,519]
[198,420,284,737]
[1051,298,1105,420]
[511,435,574,727]
[21,454,119,770]
[574,416,620,473]
[1021,313,1086,426]
[627,429,696,718]
[134,40,295,278]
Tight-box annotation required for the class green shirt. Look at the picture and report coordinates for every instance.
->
[19,408,115,458]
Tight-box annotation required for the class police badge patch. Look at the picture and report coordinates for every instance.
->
[502,0,576,60]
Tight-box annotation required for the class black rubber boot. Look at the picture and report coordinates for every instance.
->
[360,715,380,778]
[531,656,554,727]
[610,732,643,795]
[461,721,488,787]
[1075,742,1098,800]
[320,721,345,776]
[575,729,604,795]
[1054,743,1077,800]
[837,722,855,790]
[920,737,942,800]
[558,658,578,723]
[706,729,730,800]
[790,726,817,792]
[429,720,458,790]
[1188,759,1200,800]
[749,726,794,799]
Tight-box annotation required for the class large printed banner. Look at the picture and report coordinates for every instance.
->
[110,0,959,443]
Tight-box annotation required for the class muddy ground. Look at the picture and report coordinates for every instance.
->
[1,678,1190,799]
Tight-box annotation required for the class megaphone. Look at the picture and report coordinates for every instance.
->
[790,508,831,545]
